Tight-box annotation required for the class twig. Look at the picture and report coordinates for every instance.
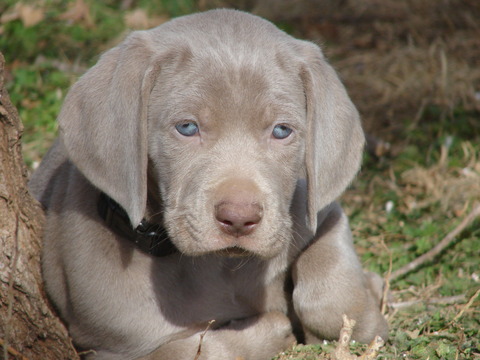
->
[389,294,466,309]
[333,315,357,360]
[365,133,391,158]
[194,320,215,360]
[390,204,480,281]
[380,238,392,315]
[333,315,384,360]
[449,288,480,324]
[359,336,385,360]
[77,349,96,357]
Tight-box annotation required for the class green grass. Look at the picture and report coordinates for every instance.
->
[2,1,479,359]
[8,63,72,165]
[1,0,198,165]
[342,113,480,358]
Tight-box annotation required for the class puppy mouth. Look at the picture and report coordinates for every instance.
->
[213,246,255,258]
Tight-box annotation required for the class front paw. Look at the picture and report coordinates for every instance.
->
[364,270,387,305]
[348,272,389,343]
[226,312,296,358]
[261,311,297,349]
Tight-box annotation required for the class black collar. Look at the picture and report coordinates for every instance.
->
[97,192,178,257]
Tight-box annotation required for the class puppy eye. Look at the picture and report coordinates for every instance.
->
[272,124,293,139]
[175,122,199,137]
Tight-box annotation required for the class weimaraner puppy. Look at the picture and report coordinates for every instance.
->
[29,9,388,360]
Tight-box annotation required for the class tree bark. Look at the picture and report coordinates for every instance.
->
[0,53,78,359]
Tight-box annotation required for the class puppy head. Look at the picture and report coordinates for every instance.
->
[58,9,364,257]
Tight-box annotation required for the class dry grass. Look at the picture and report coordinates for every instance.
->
[238,0,480,138]
[401,142,480,216]
[332,0,480,136]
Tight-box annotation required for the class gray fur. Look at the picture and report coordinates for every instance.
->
[29,9,387,360]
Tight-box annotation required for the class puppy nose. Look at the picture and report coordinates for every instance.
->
[215,202,263,237]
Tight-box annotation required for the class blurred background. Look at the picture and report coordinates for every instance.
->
[1,0,479,358]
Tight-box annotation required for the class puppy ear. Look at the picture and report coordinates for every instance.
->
[58,31,160,226]
[300,42,365,232]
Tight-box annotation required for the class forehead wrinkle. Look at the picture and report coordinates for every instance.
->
[154,42,304,130]
[193,62,303,132]
[186,58,267,106]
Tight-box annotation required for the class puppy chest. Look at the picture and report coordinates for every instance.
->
[159,258,287,324]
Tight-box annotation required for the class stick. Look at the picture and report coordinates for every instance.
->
[390,204,480,281]
[449,288,480,324]
[380,238,392,315]
[389,294,466,309]
[333,315,357,360]
[194,320,215,360]
[359,336,385,360]
[333,315,384,360]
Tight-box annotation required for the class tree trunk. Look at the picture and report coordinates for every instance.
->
[0,53,79,359]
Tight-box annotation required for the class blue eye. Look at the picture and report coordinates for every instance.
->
[272,124,293,139]
[175,122,199,136]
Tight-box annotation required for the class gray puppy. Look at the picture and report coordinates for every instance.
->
[29,9,388,360]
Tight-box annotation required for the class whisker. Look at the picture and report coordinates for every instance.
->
[230,255,254,271]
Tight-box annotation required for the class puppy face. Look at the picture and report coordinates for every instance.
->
[148,47,307,257]
[56,10,364,259]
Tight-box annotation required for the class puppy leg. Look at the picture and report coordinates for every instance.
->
[292,204,388,343]
[139,311,295,360]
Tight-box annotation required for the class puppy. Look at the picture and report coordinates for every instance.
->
[29,9,388,360]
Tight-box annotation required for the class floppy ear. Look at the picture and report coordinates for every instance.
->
[58,31,160,226]
[300,42,365,232]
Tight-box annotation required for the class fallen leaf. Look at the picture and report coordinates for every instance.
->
[405,329,420,339]
[18,3,45,27]
[0,5,20,24]
[0,2,45,27]
[21,98,40,109]
[124,9,149,29]
[58,0,93,27]
[124,8,168,29]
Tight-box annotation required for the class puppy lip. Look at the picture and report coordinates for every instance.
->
[214,246,255,258]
